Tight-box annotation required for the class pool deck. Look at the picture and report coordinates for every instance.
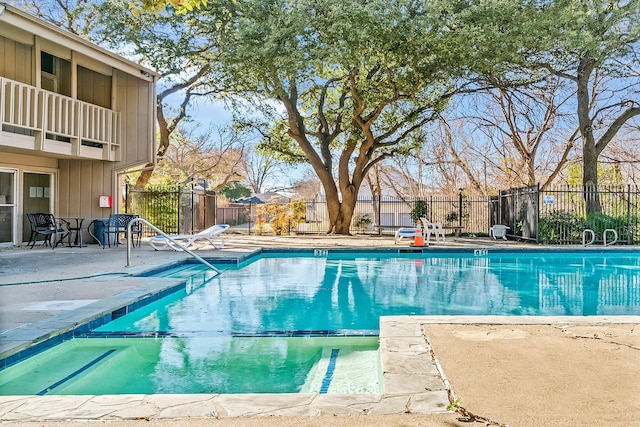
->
[0,234,639,427]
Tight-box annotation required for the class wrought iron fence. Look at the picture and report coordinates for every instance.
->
[125,183,640,245]
[222,194,492,236]
[492,184,640,245]
[125,184,217,236]
[539,185,640,245]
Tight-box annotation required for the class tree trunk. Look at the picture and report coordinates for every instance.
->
[334,200,356,235]
[583,141,602,214]
[366,168,382,234]
[133,164,154,189]
[575,57,602,214]
[320,178,361,235]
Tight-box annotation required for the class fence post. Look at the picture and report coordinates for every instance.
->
[429,195,433,222]
[458,189,463,229]
[124,183,129,213]
[191,181,195,233]
[377,194,382,236]
[535,183,540,244]
[499,189,503,225]
[627,184,632,245]
[177,186,182,234]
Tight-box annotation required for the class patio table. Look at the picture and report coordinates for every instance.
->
[62,217,85,247]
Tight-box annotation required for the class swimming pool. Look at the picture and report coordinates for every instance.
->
[104,250,640,335]
[2,249,640,396]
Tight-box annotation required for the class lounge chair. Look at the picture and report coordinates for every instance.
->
[420,217,445,244]
[149,224,229,251]
[394,227,418,244]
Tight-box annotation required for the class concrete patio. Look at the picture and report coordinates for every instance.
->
[0,234,639,426]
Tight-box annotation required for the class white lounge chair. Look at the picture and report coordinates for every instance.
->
[394,227,418,244]
[149,224,229,251]
[421,217,445,244]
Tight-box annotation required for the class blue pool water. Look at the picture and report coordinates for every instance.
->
[2,250,640,396]
[98,251,640,336]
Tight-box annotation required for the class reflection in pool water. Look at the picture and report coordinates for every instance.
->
[101,252,640,335]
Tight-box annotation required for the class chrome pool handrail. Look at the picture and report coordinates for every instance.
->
[582,229,596,246]
[126,217,220,274]
[604,228,618,246]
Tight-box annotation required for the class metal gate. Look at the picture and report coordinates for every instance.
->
[125,184,217,236]
[490,184,539,242]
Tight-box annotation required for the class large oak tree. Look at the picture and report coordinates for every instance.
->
[194,0,503,234]
[508,0,640,211]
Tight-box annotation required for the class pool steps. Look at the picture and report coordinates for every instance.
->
[302,347,382,394]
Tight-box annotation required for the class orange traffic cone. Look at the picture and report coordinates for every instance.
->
[414,220,424,247]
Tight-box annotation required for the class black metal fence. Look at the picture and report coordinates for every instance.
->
[492,184,640,245]
[125,184,217,236]
[219,194,491,236]
[126,184,640,245]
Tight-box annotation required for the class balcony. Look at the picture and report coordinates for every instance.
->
[0,77,121,161]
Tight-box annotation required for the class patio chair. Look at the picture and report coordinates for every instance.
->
[421,217,445,244]
[490,224,509,240]
[103,214,142,248]
[149,224,229,251]
[26,213,70,249]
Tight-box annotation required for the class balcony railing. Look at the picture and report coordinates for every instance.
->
[0,77,121,161]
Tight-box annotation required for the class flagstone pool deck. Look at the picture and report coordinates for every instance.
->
[0,234,639,427]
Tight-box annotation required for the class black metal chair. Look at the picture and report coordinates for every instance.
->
[103,213,142,248]
[26,213,70,249]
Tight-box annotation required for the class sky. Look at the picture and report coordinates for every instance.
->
[168,93,310,193]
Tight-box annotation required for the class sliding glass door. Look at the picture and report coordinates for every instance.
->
[0,170,16,246]
[22,173,53,243]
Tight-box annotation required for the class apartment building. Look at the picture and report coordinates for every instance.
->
[0,3,158,246]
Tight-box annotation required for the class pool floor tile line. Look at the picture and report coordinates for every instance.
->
[319,348,340,394]
[36,349,117,396]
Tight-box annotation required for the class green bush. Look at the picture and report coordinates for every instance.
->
[410,200,429,223]
[539,210,631,244]
[585,212,626,236]
[538,210,586,244]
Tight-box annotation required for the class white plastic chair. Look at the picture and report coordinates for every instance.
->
[421,217,445,244]
[490,224,509,240]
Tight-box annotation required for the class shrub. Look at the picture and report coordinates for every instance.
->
[410,200,429,223]
[256,198,306,235]
[539,210,631,244]
[585,212,626,236]
[538,210,586,244]
[354,214,372,230]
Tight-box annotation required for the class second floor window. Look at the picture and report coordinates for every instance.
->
[41,51,71,97]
